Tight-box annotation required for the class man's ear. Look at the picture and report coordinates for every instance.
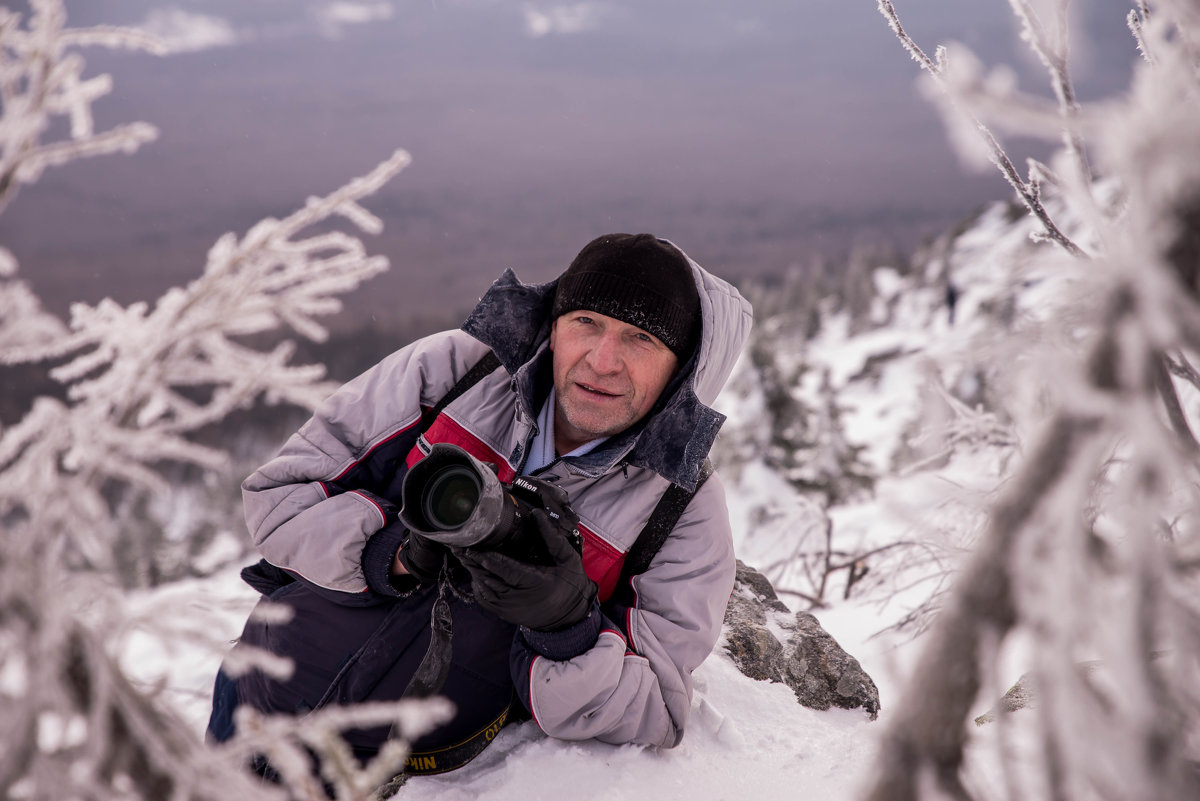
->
[548,317,558,351]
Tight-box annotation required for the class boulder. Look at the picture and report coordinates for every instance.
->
[723,560,880,720]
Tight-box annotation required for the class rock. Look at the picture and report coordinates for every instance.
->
[723,621,785,681]
[974,671,1038,726]
[975,659,1110,726]
[723,560,880,720]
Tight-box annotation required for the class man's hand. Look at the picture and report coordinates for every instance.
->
[455,509,596,631]
[393,532,447,585]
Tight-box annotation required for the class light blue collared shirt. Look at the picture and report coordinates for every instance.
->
[522,387,606,475]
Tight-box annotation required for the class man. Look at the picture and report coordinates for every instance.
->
[208,233,754,774]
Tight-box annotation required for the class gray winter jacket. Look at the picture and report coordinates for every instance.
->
[242,246,753,748]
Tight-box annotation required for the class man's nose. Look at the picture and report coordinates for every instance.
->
[584,333,623,374]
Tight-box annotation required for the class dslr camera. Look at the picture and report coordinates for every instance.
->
[399,443,582,565]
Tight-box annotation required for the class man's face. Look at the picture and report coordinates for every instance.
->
[549,310,680,454]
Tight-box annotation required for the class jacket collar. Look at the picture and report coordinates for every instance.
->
[461,269,725,490]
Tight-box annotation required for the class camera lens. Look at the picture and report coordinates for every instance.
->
[422,465,482,530]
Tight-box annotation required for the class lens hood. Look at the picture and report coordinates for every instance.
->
[400,443,515,548]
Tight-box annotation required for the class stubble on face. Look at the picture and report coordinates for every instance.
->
[549,312,679,454]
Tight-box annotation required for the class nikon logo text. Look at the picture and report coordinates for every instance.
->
[405,754,437,772]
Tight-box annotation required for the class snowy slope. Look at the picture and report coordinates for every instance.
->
[129,200,1057,799]
[127,555,911,801]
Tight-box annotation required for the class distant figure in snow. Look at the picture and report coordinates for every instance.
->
[207,233,754,783]
[946,280,960,325]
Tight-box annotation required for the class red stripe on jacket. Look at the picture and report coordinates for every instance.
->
[410,413,630,603]
[406,414,517,482]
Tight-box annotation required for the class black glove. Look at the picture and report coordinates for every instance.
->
[395,532,448,585]
[455,509,596,631]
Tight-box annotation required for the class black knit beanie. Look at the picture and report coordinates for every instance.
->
[552,233,701,359]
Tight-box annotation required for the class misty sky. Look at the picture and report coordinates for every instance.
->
[2,0,1138,329]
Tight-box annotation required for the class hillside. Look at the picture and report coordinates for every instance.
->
[120,197,1072,800]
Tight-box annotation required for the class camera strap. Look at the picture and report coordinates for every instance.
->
[400,697,514,775]
[395,353,502,701]
[405,349,502,692]
[419,350,502,432]
[391,351,711,772]
[392,351,502,701]
[400,567,455,700]
[617,459,715,587]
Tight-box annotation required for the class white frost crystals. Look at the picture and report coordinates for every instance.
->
[0,0,163,215]
[865,3,1200,801]
[0,146,412,571]
[0,1,160,361]
[0,145,416,796]
[0,2,434,799]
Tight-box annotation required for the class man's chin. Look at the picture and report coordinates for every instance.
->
[559,406,628,442]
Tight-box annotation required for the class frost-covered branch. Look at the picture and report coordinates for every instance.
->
[863,5,1200,799]
[0,3,424,797]
[225,698,454,801]
[876,0,1086,257]
[900,383,1019,476]
[1165,349,1200,390]
[0,0,163,215]
[0,143,414,792]
[1127,1,1155,63]
[1,606,449,801]
[1008,0,1091,181]
[0,148,411,578]
[867,297,1200,799]
[1152,351,1200,453]
[0,1,162,359]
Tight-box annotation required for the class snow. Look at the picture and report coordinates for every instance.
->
[119,477,902,793]
[134,554,915,801]
[110,175,1069,799]
[79,88,1120,801]
[9,1,1200,796]
[121,568,261,730]
[122,392,957,799]
[400,657,874,800]
[124,373,1000,800]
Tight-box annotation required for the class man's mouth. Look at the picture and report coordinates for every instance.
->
[576,382,621,398]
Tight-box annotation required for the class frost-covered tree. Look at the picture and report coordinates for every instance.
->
[0,0,161,356]
[716,272,897,608]
[865,2,1200,800]
[0,3,444,798]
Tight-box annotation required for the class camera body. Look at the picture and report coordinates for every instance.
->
[400,443,582,565]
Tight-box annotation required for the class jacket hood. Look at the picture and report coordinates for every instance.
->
[461,242,753,490]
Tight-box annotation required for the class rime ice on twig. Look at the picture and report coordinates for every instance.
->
[0,1,162,364]
[0,144,416,797]
[0,0,164,215]
[863,3,1200,800]
[0,145,411,569]
[228,698,454,801]
[876,0,1086,258]
[0,4,429,798]
[1128,4,1155,64]
[1007,0,1091,182]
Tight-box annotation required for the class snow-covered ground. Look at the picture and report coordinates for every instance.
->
[118,199,1061,798]
[126,525,925,801]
